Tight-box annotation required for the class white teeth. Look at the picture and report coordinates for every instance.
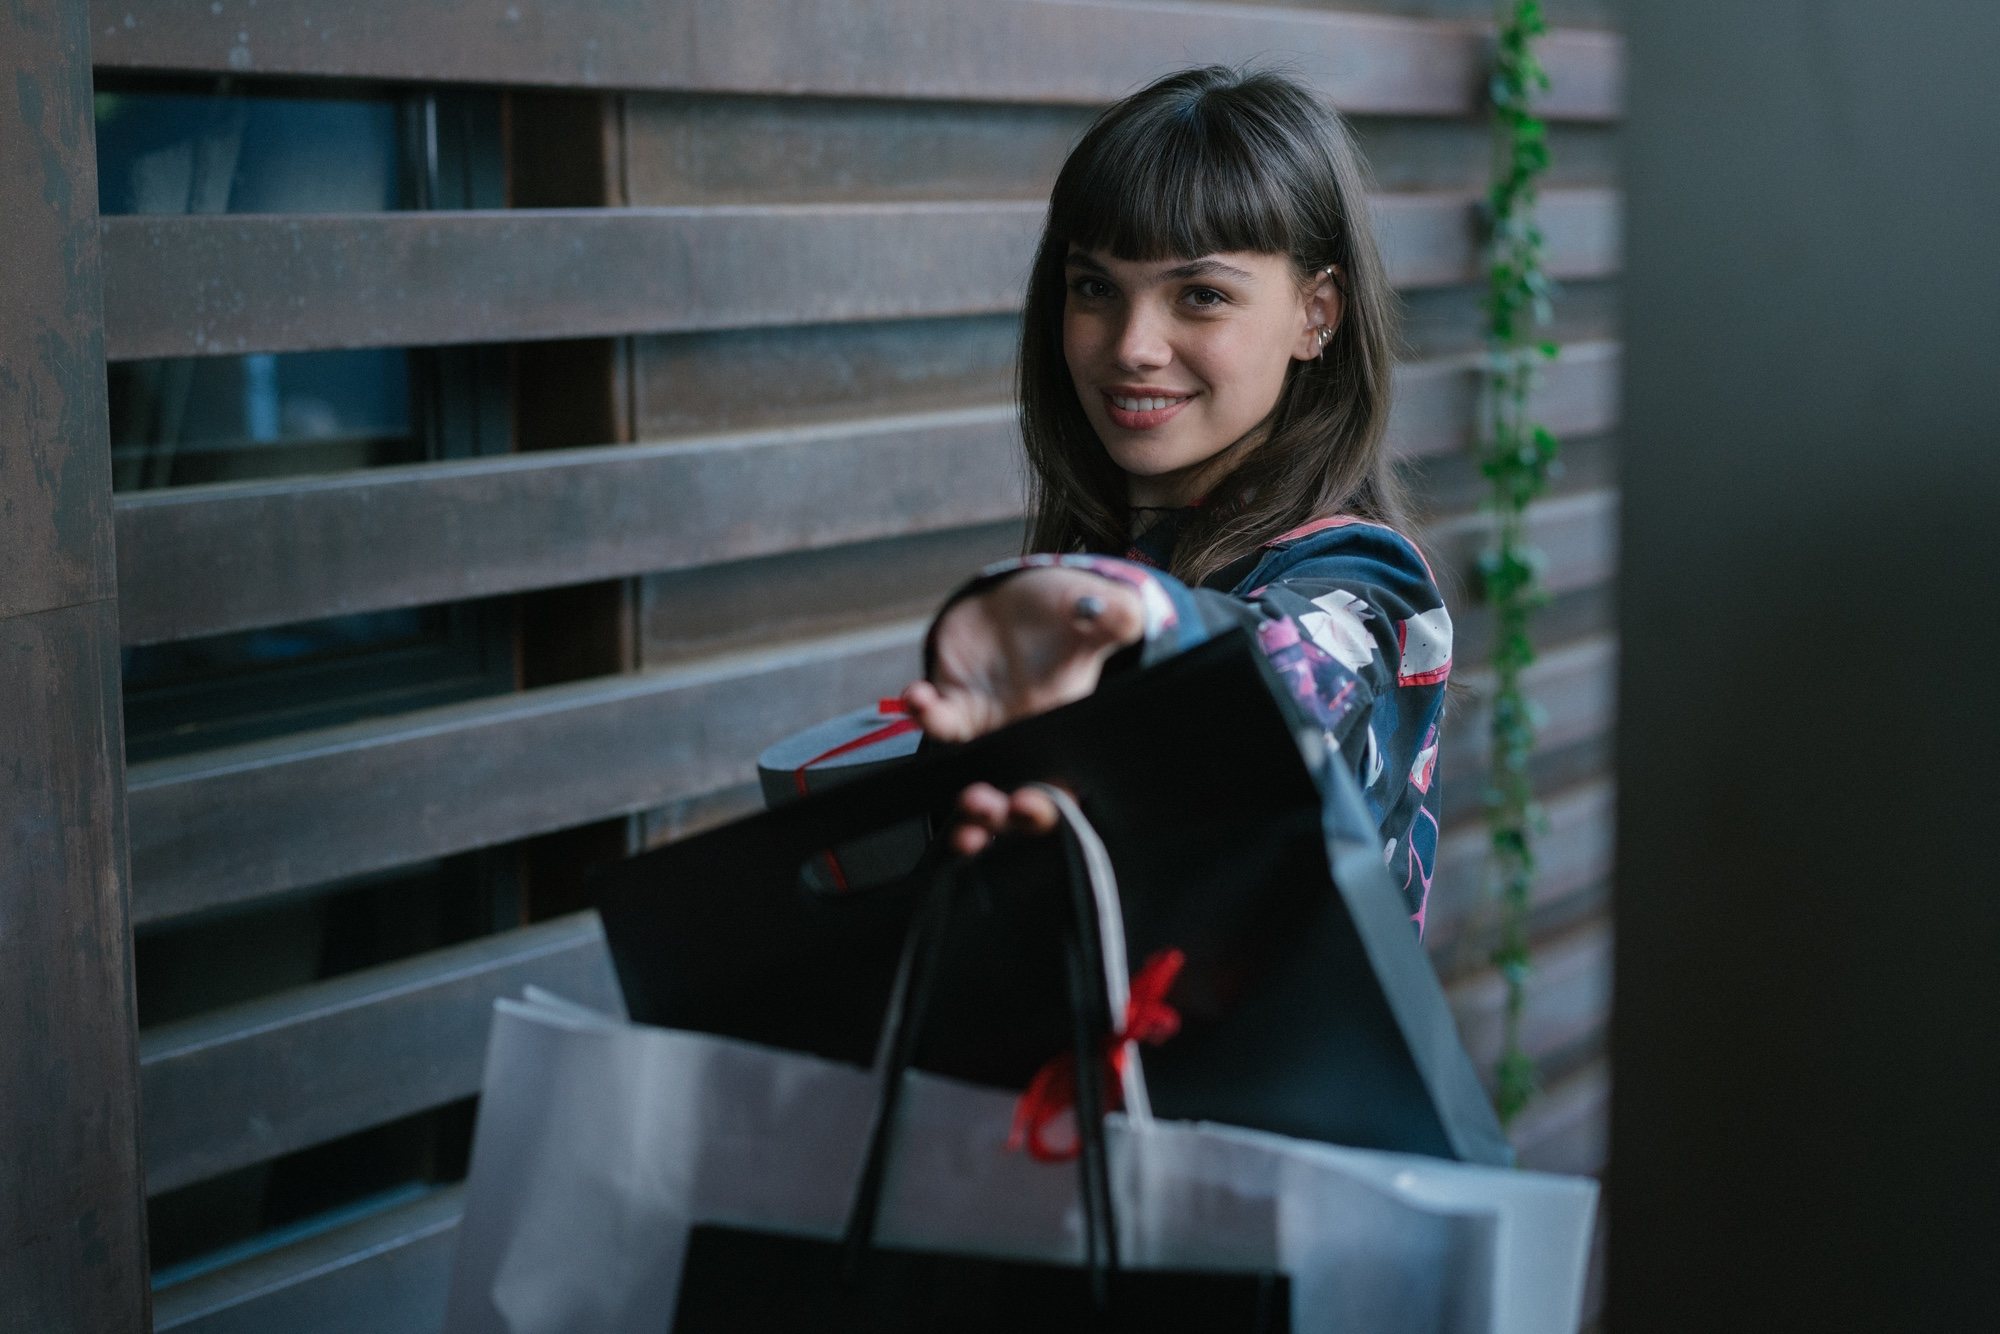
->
[1111,394,1185,412]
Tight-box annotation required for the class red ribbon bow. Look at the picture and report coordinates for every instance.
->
[793,700,919,891]
[1007,948,1187,1163]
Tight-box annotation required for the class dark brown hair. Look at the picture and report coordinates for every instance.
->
[1018,65,1408,584]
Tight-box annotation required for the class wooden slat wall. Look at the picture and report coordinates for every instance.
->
[92,3,1621,1327]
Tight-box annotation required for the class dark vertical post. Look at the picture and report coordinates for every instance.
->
[1613,2,2000,1329]
[0,0,152,1328]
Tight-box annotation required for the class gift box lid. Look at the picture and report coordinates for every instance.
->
[756,701,923,809]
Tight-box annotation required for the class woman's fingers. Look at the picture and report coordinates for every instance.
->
[945,781,1064,857]
[901,678,992,744]
[949,782,1008,857]
[1007,785,1061,834]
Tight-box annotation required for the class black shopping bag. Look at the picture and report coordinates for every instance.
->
[597,629,1510,1166]
[671,1227,1289,1333]
[667,796,1291,1333]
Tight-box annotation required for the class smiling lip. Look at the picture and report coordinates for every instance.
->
[1101,388,1196,431]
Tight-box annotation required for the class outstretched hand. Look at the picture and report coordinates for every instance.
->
[900,568,1145,856]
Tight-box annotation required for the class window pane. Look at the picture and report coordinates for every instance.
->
[109,348,418,489]
[121,601,515,763]
[95,87,402,216]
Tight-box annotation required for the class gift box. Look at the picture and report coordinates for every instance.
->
[756,699,927,892]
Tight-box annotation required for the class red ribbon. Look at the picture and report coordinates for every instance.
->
[793,700,919,891]
[1007,948,1187,1163]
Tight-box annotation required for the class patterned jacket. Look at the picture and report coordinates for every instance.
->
[942,514,1450,937]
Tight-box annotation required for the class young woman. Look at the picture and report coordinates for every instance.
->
[901,65,1450,935]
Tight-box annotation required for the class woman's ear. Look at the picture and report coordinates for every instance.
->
[1292,264,1346,363]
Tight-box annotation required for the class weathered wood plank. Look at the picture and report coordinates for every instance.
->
[1427,779,1614,966]
[115,406,1021,646]
[1509,1059,1610,1178]
[89,0,1623,119]
[99,204,1037,361]
[1373,187,1620,292]
[1442,635,1617,787]
[0,603,152,1329]
[1448,918,1612,1080]
[140,915,616,1195]
[151,1186,462,1334]
[0,1,150,1326]
[126,621,926,926]
[641,522,1026,668]
[99,190,1621,360]
[1434,487,1620,595]
[1389,338,1620,460]
[115,344,1618,646]
[623,96,1625,208]
[633,315,1019,438]
[3,14,117,620]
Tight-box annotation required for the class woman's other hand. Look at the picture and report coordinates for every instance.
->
[900,568,1145,744]
[944,782,1062,857]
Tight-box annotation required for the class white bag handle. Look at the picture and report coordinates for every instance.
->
[1029,784,1155,1131]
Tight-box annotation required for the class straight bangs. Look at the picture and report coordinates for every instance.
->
[1048,100,1299,263]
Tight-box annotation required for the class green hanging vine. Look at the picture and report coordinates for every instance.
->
[1481,0,1560,1127]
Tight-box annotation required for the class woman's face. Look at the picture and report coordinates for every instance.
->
[1061,247,1339,508]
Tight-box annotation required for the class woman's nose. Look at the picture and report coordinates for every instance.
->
[1112,304,1172,372]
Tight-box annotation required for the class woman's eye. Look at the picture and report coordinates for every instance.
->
[1067,277,1115,300]
[1183,287,1228,309]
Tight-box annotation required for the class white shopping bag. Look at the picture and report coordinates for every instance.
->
[443,790,1596,1334]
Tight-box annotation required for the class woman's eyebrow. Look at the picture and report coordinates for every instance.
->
[1163,257,1256,282]
[1062,253,1255,284]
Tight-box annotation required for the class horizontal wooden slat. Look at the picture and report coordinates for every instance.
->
[1509,1059,1610,1178]
[99,189,1621,359]
[1426,779,1614,965]
[1448,917,1612,1079]
[641,522,1026,668]
[634,315,1018,438]
[100,204,1036,361]
[153,1186,462,1334]
[90,0,1622,120]
[139,914,618,1193]
[621,97,1627,209]
[115,341,1619,646]
[1387,338,1621,460]
[127,620,925,926]
[1441,634,1617,787]
[115,406,1022,646]
[1373,187,1621,293]
[1435,486,1620,595]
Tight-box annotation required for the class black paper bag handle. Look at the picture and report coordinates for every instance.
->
[839,788,1144,1303]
